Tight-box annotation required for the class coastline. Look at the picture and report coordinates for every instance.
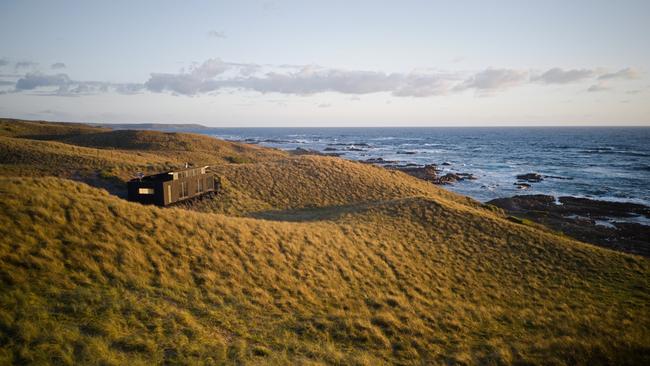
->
[286,146,650,257]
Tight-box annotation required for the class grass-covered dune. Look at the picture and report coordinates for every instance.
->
[0,119,286,183]
[0,118,108,139]
[58,129,287,164]
[0,119,649,365]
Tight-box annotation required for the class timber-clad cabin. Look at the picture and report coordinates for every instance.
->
[127,166,216,206]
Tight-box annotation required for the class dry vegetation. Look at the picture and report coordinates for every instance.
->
[0,119,648,365]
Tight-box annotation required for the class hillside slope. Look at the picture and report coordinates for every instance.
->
[0,177,648,365]
[0,119,648,365]
[59,129,287,164]
[0,118,108,139]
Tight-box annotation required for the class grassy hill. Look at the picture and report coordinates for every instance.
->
[0,119,648,365]
[0,118,108,139]
[59,129,287,164]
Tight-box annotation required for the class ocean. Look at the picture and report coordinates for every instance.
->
[193,127,650,206]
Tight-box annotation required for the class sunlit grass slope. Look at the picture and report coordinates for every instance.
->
[207,156,480,215]
[0,119,287,183]
[0,119,649,365]
[0,118,108,139]
[1,177,648,365]
[59,129,287,164]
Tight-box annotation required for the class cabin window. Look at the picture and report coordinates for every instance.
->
[180,181,188,198]
[197,178,203,192]
[138,188,154,195]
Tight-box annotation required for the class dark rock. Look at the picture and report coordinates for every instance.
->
[436,173,461,185]
[558,196,650,218]
[263,138,292,143]
[394,164,440,182]
[442,162,452,166]
[544,175,573,180]
[327,142,370,147]
[487,194,650,257]
[362,157,397,164]
[396,150,417,155]
[290,147,342,157]
[393,164,478,185]
[516,173,544,182]
[323,147,338,151]
[457,173,477,180]
[488,195,555,212]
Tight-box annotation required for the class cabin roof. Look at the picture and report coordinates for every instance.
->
[130,166,209,182]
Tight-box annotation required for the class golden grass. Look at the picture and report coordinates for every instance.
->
[0,118,108,139]
[58,129,287,164]
[0,119,648,365]
[1,177,648,365]
[0,135,173,181]
[208,156,481,214]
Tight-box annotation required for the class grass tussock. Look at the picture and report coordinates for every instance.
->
[0,119,649,365]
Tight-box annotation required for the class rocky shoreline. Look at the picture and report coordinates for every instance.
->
[487,195,650,257]
[287,147,649,256]
[358,156,649,257]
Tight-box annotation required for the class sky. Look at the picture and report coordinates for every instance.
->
[0,0,649,127]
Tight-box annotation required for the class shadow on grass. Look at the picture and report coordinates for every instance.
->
[249,202,371,222]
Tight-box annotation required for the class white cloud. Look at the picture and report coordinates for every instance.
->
[457,68,528,91]
[7,58,644,100]
[144,63,458,97]
[15,73,70,90]
[587,83,611,92]
[13,72,142,96]
[15,61,38,69]
[598,67,640,80]
[207,30,227,39]
[535,68,594,84]
[145,58,231,95]
[51,62,66,69]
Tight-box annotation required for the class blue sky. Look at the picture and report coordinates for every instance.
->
[0,0,648,126]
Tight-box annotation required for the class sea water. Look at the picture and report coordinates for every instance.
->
[194,127,649,206]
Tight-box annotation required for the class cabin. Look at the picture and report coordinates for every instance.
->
[127,166,216,206]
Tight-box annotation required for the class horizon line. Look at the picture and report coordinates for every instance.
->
[4,116,649,128]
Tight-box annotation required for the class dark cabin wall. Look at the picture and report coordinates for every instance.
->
[127,181,165,205]
[127,169,216,206]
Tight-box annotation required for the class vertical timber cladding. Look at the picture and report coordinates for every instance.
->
[127,166,216,206]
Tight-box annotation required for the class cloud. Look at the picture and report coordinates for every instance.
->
[9,58,645,100]
[115,83,145,94]
[317,103,331,108]
[13,72,143,96]
[457,68,528,91]
[223,67,403,95]
[15,73,70,90]
[207,30,226,39]
[15,61,38,69]
[145,58,230,95]
[587,83,610,92]
[51,62,66,69]
[0,59,8,67]
[535,68,593,84]
[598,67,640,80]
[146,63,457,97]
